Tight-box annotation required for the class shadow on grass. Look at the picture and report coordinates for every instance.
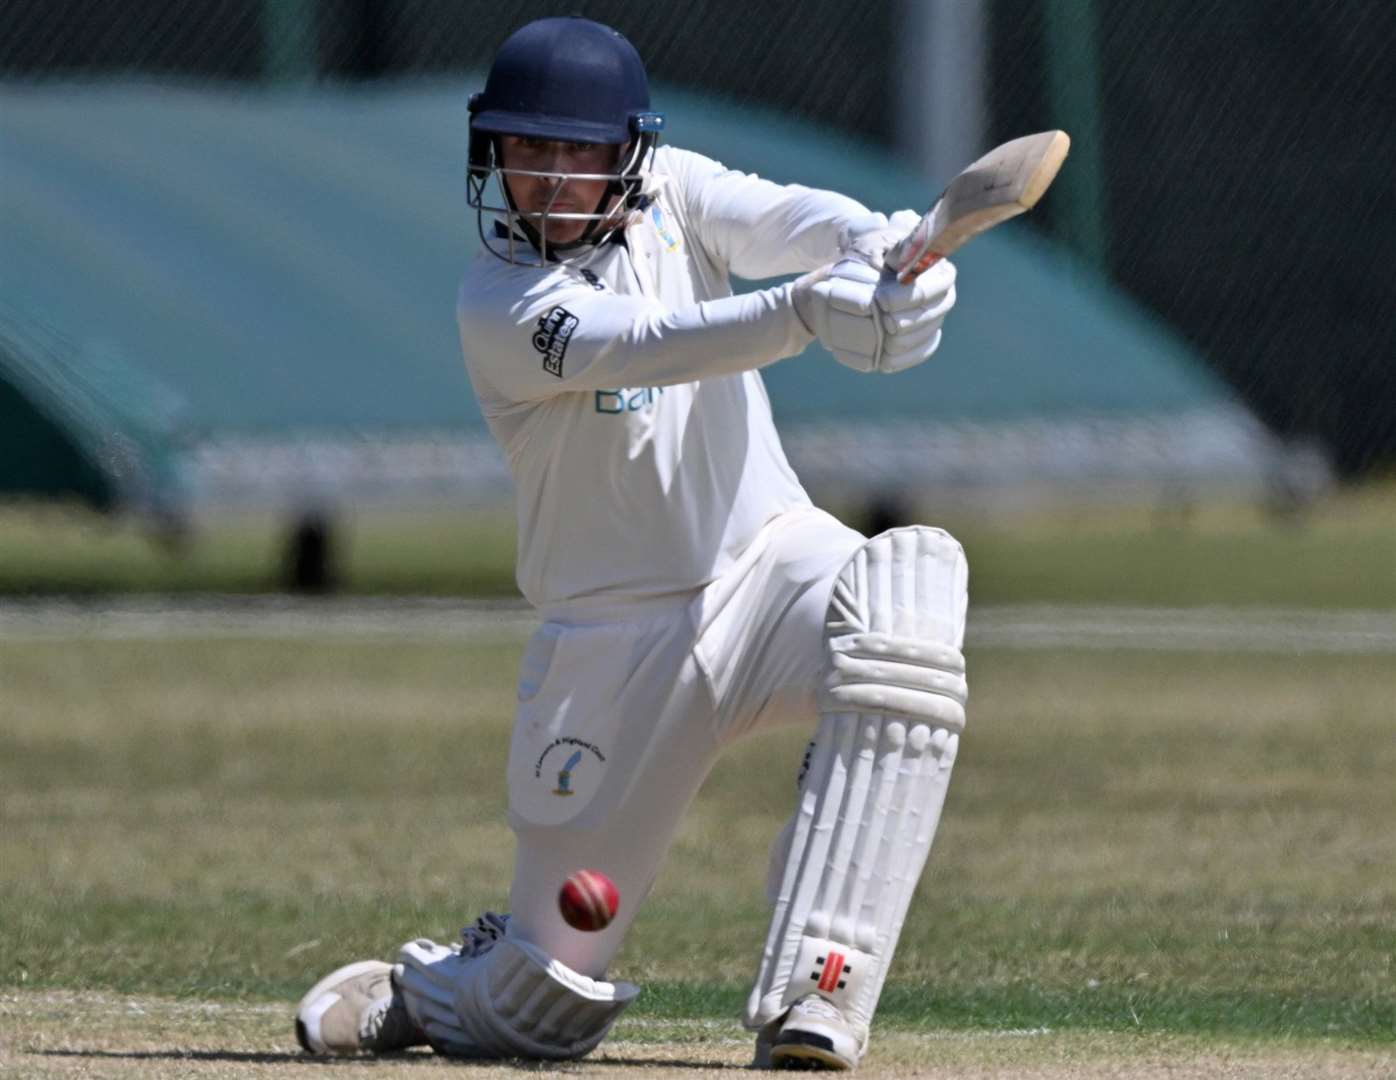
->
[33,1048,426,1065]
[567,1059,744,1072]
[33,1048,746,1070]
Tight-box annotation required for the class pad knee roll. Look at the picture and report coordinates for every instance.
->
[820,526,968,729]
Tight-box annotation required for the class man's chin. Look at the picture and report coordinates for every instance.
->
[541,227,590,247]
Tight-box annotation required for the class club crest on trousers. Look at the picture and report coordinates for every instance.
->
[534,737,607,799]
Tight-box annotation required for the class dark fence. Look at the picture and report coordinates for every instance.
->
[5,0,1394,474]
[990,0,1396,475]
[1,0,899,137]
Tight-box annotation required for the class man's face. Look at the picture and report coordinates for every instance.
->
[499,136,622,246]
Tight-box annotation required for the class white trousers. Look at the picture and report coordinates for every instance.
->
[505,507,865,977]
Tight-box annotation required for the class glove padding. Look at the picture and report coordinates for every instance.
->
[791,259,884,372]
[838,209,921,272]
[792,256,956,374]
[874,257,957,374]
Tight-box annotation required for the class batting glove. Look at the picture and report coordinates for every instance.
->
[838,209,922,272]
[791,259,884,372]
[874,258,957,374]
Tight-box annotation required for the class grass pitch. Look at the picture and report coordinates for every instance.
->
[5,993,1393,1079]
[2,635,1393,1075]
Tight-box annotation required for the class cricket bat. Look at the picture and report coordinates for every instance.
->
[885,130,1071,284]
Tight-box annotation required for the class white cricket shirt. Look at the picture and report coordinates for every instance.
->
[457,146,874,611]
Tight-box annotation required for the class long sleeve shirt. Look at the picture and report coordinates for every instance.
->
[457,145,875,613]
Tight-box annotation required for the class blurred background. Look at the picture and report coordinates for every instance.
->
[0,0,1392,595]
[3,6,1394,1066]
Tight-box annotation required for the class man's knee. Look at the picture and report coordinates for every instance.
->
[821,525,969,731]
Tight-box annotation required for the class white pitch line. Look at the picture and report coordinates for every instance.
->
[969,604,1396,654]
[0,596,540,643]
[0,597,1393,653]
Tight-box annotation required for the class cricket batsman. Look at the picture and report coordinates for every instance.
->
[296,16,967,1070]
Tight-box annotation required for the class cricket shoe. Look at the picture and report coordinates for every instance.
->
[294,959,425,1055]
[753,994,863,1070]
[460,910,510,956]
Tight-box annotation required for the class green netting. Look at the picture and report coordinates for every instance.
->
[0,80,1227,440]
[0,305,188,512]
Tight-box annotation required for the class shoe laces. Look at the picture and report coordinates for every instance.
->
[459,911,510,958]
[794,994,845,1023]
[359,993,417,1047]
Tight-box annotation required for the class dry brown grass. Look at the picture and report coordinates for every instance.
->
[4,990,1392,1079]
[3,640,1393,1058]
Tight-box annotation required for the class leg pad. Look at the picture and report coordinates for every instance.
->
[746,527,968,1041]
[396,935,638,1059]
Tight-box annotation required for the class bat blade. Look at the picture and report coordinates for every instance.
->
[886,130,1070,284]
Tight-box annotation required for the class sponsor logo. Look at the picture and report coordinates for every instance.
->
[594,386,664,414]
[650,204,681,253]
[579,268,606,291]
[532,306,578,377]
[535,737,607,798]
[811,952,851,992]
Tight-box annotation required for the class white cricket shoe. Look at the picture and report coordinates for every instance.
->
[294,959,425,1055]
[753,994,863,1070]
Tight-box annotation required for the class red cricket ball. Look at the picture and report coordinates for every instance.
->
[558,868,620,932]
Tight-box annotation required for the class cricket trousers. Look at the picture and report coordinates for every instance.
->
[504,506,865,977]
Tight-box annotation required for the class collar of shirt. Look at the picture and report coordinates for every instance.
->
[493,220,629,259]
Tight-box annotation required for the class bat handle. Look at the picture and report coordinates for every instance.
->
[896,249,944,285]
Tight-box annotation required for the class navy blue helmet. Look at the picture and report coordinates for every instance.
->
[467,17,665,265]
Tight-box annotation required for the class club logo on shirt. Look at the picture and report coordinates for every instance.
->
[650,203,682,253]
[532,306,578,378]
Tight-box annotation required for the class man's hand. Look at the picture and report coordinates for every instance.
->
[792,257,956,374]
[792,259,883,371]
[875,258,956,374]
[839,210,922,273]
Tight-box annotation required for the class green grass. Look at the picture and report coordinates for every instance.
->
[7,1001,1389,1080]
[2,638,1392,1046]
[0,506,521,596]
[1,480,1393,604]
[953,500,1396,608]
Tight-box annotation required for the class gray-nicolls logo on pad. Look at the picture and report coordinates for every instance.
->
[533,306,578,377]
